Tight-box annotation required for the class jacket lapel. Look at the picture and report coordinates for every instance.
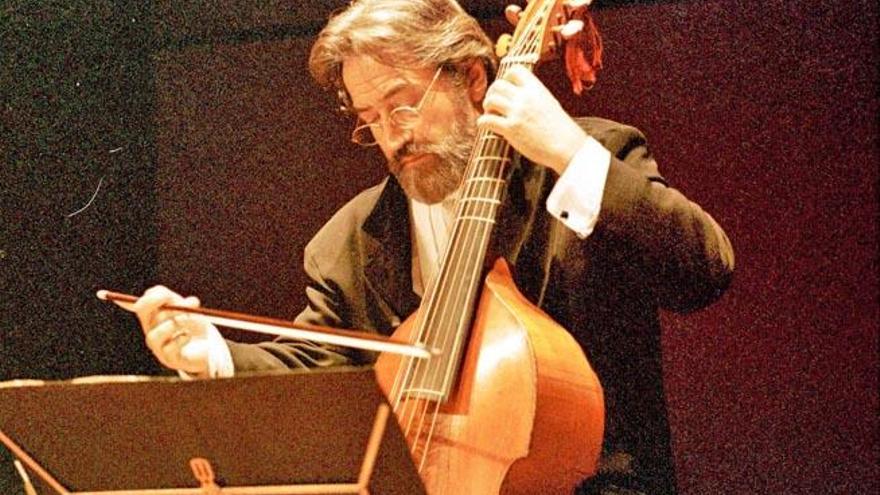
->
[358,161,552,322]
[361,177,421,320]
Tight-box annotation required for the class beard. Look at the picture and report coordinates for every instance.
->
[388,101,477,204]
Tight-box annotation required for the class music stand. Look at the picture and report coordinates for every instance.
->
[0,368,425,495]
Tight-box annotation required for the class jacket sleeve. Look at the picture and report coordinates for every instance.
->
[590,121,735,312]
[226,245,354,373]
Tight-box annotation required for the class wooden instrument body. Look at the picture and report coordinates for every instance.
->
[375,259,604,494]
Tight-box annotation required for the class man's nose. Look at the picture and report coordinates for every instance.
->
[384,125,413,159]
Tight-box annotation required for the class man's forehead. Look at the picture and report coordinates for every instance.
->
[342,56,428,111]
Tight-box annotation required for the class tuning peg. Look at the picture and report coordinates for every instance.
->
[564,0,593,7]
[553,19,584,39]
[504,4,522,26]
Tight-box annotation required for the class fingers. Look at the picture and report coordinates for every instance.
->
[146,316,192,351]
[145,317,192,369]
[477,113,509,134]
[479,76,525,133]
[477,64,587,173]
[482,66,541,117]
[124,285,213,375]
[179,295,201,309]
[132,285,172,330]
[145,311,216,374]
[131,285,194,335]
[482,79,515,116]
[498,64,534,86]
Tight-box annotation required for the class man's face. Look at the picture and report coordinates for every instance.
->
[342,56,480,204]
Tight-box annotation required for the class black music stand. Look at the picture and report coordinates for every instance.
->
[0,368,425,495]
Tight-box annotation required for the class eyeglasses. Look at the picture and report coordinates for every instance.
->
[350,66,443,147]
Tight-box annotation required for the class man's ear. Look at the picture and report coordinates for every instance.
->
[465,59,488,108]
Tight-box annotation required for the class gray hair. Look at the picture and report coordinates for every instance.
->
[309,0,498,110]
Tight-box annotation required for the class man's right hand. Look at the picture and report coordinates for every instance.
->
[115,285,226,378]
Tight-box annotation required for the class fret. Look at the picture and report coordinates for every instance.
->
[465,177,506,186]
[463,179,505,193]
[479,134,507,145]
[399,387,446,399]
[460,191,504,205]
[461,184,505,203]
[472,155,511,164]
[499,55,539,67]
[459,197,502,206]
[457,200,500,221]
[467,167,508,182]
[460,205,498,216]
[455,215,497,225]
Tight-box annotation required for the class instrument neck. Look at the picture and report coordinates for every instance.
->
[402,64,537,401]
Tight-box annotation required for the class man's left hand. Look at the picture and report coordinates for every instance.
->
[478,65,588,175]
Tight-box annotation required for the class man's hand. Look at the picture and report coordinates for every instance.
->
[478,64,588,174]
[114,285,223,377]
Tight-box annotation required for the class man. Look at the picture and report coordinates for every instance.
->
[125,1,734,493]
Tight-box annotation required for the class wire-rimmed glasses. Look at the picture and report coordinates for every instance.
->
[350,66,444,147]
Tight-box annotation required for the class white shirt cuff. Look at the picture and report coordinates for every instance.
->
[546,137,611,239]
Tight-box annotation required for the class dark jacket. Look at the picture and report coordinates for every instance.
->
[228,117,734,494]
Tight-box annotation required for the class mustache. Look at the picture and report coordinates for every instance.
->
[388,110,478,174]
[390,141,442,171]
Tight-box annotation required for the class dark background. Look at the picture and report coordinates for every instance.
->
[1,0,876,493]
